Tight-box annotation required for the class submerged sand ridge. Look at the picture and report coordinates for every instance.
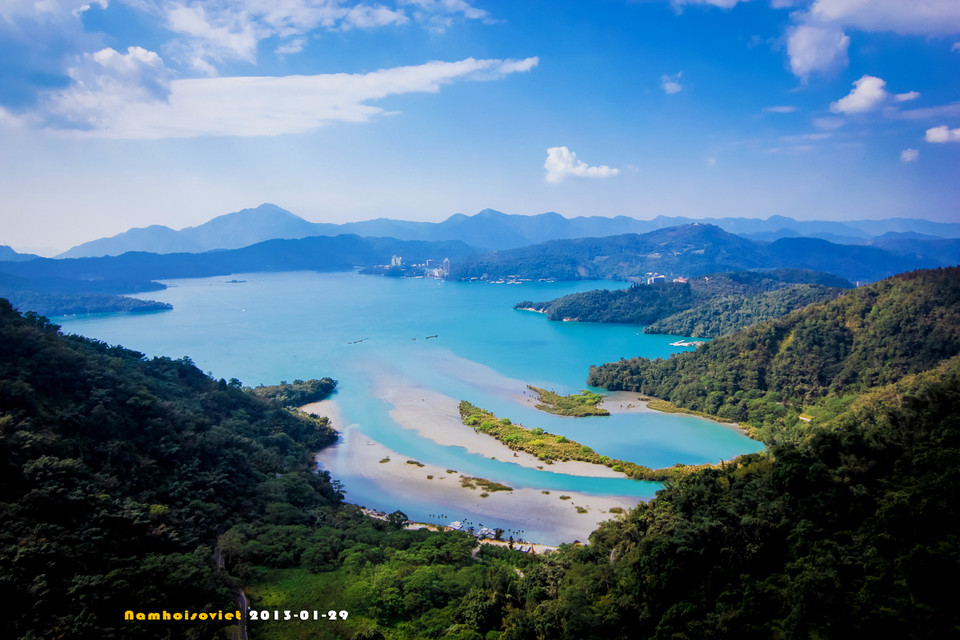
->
[379,382,627,479]
[314,426,640,545]
[305,381,644,545]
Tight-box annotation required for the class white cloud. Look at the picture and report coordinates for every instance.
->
[0,0,104,21]
[895,102,960,121]
[900,148,919,162]
[18,56,539,138]
[926,125,960,143]
[544,147,620,183]
[830,75,886,113]
[165,3,261,65]
[671,0,746,9]
[341,4,409,29]
[159,0,492,71]
[275,38,307,55]
[782,1,960,79]
[813,116,845,130]
[807,0,960,36]
[786,24,849,79]
[780,132,833,142]
[763,105,798,113]
[661,72,683,94]
[829,75,919,114]
[398,0,494,32]
[44,47,172,130]
[953,42,960,52]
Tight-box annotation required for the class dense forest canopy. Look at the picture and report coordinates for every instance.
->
[3,266,960,639]
[0,299,340,638]
[517,268,850,337]
[0,271,171,317]
[589,266,960,441]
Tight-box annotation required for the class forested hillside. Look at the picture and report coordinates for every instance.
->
[4,265,960,639]
[643,283,845,337]
[0,300,340,638]
[517,268,849,337]
[0,301,541,640]
[452,224,936,283]
[477,267,960,638]
[588,267,960,442]
[0,271,171,317]
[487,356,960,638]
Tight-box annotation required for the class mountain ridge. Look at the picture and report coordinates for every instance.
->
[56,204,960,258]
[450,223,943,284]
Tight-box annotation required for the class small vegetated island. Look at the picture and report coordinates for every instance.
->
[459,400,700,482]
[526,384,609,416]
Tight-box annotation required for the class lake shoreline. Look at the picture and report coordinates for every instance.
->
[315,427,641,546]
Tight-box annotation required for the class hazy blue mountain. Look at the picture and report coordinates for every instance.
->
[869,235,960,267]
[451,224,941,284]
[58,204,960,258]
[763,237,937,283]
[177,203,321,249]
[844,217,960,237]
[740,228,867,245]
[58,224,199,258]
[57,204,319,258]
[6,234,479,285]
[0,245,41,262]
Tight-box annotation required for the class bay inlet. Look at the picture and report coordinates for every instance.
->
[57,271,764,544]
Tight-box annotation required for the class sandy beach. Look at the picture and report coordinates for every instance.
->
[316,428,640,545]
[300,362,686,545]
[599,390,662,414]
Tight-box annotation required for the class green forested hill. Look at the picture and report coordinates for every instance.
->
[643,283,847,337]
[475,268,960,638]
[517,268,850,337]
[0,300,340,638]
[588,267,960,441]
[4,264,960,639]
[492,356,960,638]
[0,300,536,640]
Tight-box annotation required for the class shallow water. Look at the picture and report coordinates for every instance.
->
[58,271,763,543]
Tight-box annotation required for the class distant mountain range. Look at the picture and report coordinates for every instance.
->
[57,203,960,258]
[450,224,947,284]
[2,235,478,286]
[0,245,41,262]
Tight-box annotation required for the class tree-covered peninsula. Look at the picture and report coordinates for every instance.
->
[588,266,960,443]
[526,385,608,416]
[0,271,172,317]
[459,401,703,482]
[517,268,850,337]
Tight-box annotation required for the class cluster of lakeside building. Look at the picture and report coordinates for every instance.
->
[362,255,451,279]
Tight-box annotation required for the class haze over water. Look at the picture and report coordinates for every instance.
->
[58,271,763,542]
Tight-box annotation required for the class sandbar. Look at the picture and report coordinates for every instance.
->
[316,428,641,545]
[376,377,627,479]
[599,391,661,415]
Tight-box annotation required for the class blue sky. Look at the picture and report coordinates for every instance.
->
[1,0,958,254]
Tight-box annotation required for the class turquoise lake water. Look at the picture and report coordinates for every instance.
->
[57,271,764,542]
